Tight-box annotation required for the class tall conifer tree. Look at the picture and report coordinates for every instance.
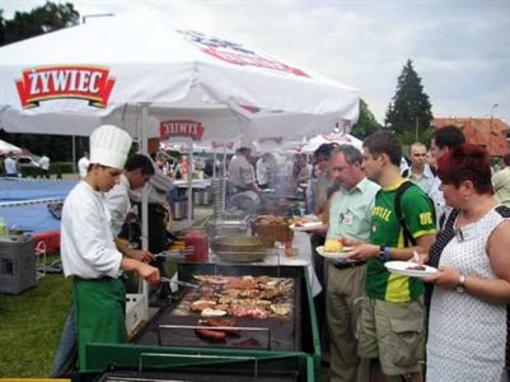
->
[385,59,433,142]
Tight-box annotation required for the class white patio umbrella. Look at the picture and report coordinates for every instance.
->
[301,132,363,153]
[0,12,359,330]
[0,139,22,155]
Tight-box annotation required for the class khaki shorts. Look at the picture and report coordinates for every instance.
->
[357,297,425,376]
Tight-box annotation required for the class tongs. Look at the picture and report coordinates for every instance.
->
[155,246,194,260]
[160,277,199,289]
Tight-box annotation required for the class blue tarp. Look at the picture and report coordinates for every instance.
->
[0,179,77,201]
[0,179,78,233]
[1,203,61,233]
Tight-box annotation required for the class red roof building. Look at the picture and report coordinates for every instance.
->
[433,117,510,157]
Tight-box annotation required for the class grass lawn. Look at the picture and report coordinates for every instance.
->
[0,273,72,377]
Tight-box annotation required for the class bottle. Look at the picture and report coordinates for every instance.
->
[184,228,209,263]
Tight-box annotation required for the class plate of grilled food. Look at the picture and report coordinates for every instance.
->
[384,261,438,278]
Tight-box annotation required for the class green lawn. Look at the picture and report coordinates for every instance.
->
[0,273,72,377]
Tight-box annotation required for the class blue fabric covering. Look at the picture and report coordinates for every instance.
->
[2,203,61,233]
[0,179,78,233]
[0,179,78,202]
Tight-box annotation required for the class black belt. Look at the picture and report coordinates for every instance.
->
[333,261,366,270]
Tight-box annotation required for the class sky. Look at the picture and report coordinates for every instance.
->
[2,0,509,125]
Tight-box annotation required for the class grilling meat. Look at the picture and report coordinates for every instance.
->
[174,274,294,319]
[195,328,227,341]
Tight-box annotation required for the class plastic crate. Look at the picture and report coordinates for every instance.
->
[125,292,149,338]
[0,235,37,294]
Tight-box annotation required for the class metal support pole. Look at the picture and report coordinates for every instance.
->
[222,146,227,212]
[71,135,77,174]
[187,139,194,226]
[140,104,150,306]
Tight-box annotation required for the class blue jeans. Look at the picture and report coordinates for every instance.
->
[49,307,77,377]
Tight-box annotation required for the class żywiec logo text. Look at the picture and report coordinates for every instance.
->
[160,120,205,141]
[15,65,116,109]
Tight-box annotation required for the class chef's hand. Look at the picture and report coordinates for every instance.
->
[422,265,459,288]
[136,262,160,286]
[347,243,379,262]
[121,258,160,285]
[130,249,154,263]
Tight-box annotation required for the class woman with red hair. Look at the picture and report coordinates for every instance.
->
[423,143,510,381]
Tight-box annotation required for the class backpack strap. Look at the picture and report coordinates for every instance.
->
[394,181,417,247]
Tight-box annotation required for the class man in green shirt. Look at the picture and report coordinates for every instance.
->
[325,145,379,382]
[348,131,436,382]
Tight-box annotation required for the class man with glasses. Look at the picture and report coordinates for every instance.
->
[325,145,379,382]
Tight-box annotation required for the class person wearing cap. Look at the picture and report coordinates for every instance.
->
[59,125,160,372]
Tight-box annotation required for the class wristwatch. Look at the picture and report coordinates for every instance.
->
[378,245,391,261]
[456,274,466,293]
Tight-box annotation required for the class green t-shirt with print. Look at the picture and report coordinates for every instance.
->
[366,181,436,302]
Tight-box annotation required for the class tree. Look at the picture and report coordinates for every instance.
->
[351,99,382,139]
[1,1,79,46]
[0,2,80,164]
[385,59,433,144]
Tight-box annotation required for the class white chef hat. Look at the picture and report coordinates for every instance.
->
[89,125,132,169]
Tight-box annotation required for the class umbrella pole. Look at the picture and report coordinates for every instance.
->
[213,150,217,179]
[222,146,227,212]
[140,104,150,312]
[187,139,193,226]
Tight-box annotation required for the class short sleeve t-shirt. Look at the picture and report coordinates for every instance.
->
[367,181,436,302]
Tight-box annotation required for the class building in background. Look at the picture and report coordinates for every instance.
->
[433,117,510,158]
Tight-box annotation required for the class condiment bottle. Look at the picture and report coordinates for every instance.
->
[184,228,209,262]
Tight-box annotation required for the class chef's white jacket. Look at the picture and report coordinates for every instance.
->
[104,174,131,237]
[61,181,122,279]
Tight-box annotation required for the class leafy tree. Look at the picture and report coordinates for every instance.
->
[0,2,81,165]
[351,99,382,139]
[385,59,433,144]
[1,1,79,46]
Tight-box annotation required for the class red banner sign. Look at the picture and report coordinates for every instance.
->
[160,120,205,141]
[15,65,115,109]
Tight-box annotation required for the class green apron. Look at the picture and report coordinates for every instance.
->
[73,277,127,370]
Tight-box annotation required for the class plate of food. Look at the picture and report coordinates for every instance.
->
[316,239,354,259]
[384,261,438,278]
[289,221,326,232]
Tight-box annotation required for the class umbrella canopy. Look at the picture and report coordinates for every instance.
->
[0,13,359,141]
[0,139,22,155]
[301,132,363,153]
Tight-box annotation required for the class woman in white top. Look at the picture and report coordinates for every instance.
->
[423,143,510,382]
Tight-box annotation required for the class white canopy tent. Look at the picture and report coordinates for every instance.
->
[0,139,22,155]
[301,132,363,153]
[0,12,360,332]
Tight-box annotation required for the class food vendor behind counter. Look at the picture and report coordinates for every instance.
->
[59,124,160,371]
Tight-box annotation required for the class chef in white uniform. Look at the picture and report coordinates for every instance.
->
[60,125,160,371]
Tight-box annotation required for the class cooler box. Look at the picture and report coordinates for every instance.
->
[0,235,37,294]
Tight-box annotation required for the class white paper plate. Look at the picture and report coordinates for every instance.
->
[384,261,438,278]
[290,221,325,232]
[316,245,354,259]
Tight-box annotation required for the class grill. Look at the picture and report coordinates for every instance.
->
[80,264,320,381]
[135,264,310,353]
[80,346,314,382]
